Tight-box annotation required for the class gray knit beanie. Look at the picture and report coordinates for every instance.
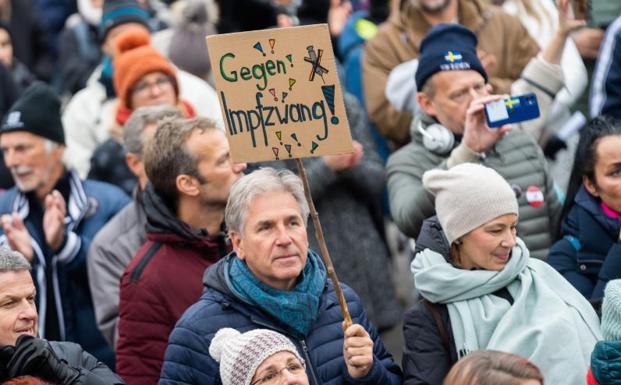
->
[209,328,305,385]
[422,163,519,244]
[602,279,621,340]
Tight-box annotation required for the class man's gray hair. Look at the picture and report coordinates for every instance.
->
[225,167,310,234]
[0,247,31,272]
[123,106,181,157]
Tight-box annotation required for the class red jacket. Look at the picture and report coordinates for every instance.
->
[116,186,230,385]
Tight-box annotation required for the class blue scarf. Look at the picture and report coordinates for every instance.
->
[227,250,327,338]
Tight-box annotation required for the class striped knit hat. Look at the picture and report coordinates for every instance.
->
[99,0,150,40]
[209,328,305,385]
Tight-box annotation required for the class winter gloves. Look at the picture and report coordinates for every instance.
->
[0,335,81,383]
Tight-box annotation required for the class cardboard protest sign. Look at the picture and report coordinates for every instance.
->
[207,24,353,163]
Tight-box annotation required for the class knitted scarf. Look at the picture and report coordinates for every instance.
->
[227,250,327,338]
[412,238,602,385]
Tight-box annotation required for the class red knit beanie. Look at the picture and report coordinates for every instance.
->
[113,28,178,109]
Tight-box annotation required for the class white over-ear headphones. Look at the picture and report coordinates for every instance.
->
[417,120,455,155]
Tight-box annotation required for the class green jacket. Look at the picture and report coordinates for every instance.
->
[387,121,561,260]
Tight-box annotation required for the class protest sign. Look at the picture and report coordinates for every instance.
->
[207,24,353,163]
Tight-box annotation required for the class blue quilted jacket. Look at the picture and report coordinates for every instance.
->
[547,186,621,300]
[159,253,403,385]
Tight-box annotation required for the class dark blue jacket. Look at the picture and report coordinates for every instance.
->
[159,254,402,385]
[591,340,621,384]
[590,16,621,119]
[0,171,130,367]
[547,186,621,300]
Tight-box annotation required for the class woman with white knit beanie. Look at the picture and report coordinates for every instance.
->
[402,163,601,385]
[209,328,308,385]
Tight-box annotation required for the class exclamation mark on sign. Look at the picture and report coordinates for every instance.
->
[286,54,293,67]
[272,147,280,159]
[291,133,301,146]
[269,39,276,54]
[288,78,296,91]
[310,141,319,154]
[285,144,292,157]
[275,131,283,145]
[269,88,278,101]
[321,85,339,124]
[253,42,266,56]
[281,92,288,103]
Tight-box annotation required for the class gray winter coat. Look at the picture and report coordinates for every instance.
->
[87,192,147,348]
[387,119,561,260]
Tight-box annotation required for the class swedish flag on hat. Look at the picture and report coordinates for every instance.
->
[415,24,488,90]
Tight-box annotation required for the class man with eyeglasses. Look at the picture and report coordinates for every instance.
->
[387,24,562,261]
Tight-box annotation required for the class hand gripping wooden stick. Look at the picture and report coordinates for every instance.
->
[295,159,352,328]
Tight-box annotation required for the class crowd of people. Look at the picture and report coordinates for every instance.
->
[0,0,621,384]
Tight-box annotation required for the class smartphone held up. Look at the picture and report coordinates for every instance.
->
[484,93,540,128]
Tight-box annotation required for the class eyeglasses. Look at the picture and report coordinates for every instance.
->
[251,361,305,385]
[131,76,173,96]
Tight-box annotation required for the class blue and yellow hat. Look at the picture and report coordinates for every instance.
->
[415,24,488,90]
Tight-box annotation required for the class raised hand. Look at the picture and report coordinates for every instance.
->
[323,140,364,172]
[558,0,587,36]
[1,213,33,262]
[462,94,512,154]
[43,190,66,252]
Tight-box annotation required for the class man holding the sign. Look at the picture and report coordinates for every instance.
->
[159,168,402,385]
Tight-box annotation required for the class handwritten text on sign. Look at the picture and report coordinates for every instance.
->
[207,24,353,163]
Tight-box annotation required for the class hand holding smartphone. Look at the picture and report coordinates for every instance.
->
[484,93,540,128]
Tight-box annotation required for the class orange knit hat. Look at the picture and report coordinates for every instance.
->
[113,28,178,109]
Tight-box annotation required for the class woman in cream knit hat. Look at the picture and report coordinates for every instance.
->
[402,163,601,385]
[209,328,308,385]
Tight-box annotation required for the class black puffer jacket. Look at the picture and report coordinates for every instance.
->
[404,218,457,385]
[403,217,512,385]
[0,340,125,384]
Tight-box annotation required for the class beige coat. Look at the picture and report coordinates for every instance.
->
[362,0,540,146]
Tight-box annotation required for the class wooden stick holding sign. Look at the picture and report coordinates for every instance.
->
[295,158,352,327]
[207,24,354,327]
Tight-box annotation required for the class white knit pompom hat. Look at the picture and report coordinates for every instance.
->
[209,328,305,385]
[422,163,519,244]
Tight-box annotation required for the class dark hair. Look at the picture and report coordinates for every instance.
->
[369,0,390,24]
[558,115,621,237]
[443,350,544,385]
[143,116,218,212]
[0,21,11,40]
